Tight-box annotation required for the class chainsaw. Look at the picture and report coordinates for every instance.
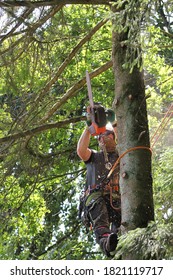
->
[86,70,115,136]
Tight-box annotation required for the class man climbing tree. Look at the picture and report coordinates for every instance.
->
[0,1,158,259]
[77,1,155,259]
[77,120,121,257]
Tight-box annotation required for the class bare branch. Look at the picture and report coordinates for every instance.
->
[33,222,80,259]
[161,29,173,39]
[34,18,109,104]
[0,5,63,45]
[0,116,85,144]
[0,61,112,144]
[19,60,113,147]
[41,60,113,122]
[0,8,34,43]
[0,1,111,8]
[20,18,109,126]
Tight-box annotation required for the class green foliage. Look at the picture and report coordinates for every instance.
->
[115,222,173,260]
[0,4,110,260]
[110,0,152,72]
[0,106,12,137]
[0,1,173,260]
[153,147,173,223]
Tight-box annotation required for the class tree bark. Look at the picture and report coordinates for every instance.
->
[111,13,154,234]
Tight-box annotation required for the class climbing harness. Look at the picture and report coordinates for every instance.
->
[85,184,119,197]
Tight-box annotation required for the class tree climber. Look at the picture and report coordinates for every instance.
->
[77,119,121,257]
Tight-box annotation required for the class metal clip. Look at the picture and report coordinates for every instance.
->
[105,162,112,170]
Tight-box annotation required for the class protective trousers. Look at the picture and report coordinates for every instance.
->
[87,194,121,256]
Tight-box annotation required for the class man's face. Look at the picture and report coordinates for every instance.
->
[99,130,116,152]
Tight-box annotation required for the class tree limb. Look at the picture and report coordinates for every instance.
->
[0,5,63,62]
[0,116,85,144]
[20,60,112,148]
[33,18,109,104]
[0,8,34,44]
[41,60,113,122]
[31,222,80,259]
[0,0,111,8]
[0,60,112,144]
[16,17,108,128]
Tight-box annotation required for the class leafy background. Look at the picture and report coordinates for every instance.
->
[0,1,172,259]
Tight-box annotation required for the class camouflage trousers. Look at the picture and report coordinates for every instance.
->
[87,194,121,243]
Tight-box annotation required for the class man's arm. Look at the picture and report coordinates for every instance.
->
[77,127,92,161]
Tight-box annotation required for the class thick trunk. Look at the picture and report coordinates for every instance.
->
[112,28,154,233]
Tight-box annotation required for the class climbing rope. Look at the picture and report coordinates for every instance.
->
[108,103,173,211]
[99,104,172,212]
[107,146,152,180]
[108,103,173,180]
[107,146,152,211]
[151,103,173,148]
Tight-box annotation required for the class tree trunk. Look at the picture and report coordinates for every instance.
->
[111,13,154,236]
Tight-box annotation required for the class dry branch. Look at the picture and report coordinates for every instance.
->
[0,61,112,144]
[34,18,109,104]
[0,8,34,43]
[0,116,85,144]
[41,60,113,122]
[0,5,63,62]
[0,1,111,8]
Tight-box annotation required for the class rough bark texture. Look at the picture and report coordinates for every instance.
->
[112,29,154,233]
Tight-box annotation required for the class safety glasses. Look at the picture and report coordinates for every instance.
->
[99,130,115,140]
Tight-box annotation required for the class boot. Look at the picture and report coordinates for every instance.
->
[100,233,118,257]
